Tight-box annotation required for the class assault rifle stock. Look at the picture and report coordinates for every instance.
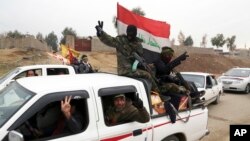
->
[132,52,159,84]
[167,51,189,90]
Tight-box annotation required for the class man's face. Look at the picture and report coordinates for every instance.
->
[114,96,126,111]
[164,54,173,63]
[82,57,88,63]
[126,25,137,42]
[27,70,35,77]
[127,32,136,41]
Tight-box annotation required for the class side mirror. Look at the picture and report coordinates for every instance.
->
[199,90,206,97]
[8,130,24,141]
[6,80,15,87]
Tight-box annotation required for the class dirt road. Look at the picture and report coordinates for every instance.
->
[201,92,250,141]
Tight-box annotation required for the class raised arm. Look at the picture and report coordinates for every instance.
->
[95,20,120,48]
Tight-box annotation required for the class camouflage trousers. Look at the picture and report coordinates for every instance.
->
[119,69,159,92]
[159,83,189,94]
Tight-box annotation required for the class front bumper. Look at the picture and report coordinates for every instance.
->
[222,83,247,92]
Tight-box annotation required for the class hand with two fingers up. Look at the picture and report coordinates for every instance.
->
[95,20,104,37]
[61,96,72,119]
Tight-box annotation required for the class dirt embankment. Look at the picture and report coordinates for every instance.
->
[1,48,250,76]
[176,53,250,75]
[87,51,250,75]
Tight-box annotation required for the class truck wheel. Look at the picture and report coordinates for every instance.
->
[162,135,180,141]
[244,84,250,94]
[213,93,221,105]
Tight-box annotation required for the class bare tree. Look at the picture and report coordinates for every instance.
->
[36,32,44,42]
[200,34,207,48]
[171,38,175,46]
[178,31,185,46]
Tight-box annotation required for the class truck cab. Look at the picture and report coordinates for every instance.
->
[0,64,76,91]
[0,73,209,141]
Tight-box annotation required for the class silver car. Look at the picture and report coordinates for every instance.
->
[218,67,250,93]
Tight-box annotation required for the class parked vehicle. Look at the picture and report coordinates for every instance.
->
[180,72,222,105]
[0,64,76,91]
[0,73,209,141]
[218,67,250,93]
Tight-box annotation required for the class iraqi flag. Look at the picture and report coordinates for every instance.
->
[117,3,171,63]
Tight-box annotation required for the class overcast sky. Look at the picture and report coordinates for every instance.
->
[1,0,250,49]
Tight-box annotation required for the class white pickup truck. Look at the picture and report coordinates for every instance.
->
[0,64,76,91]
[0,73,209,141]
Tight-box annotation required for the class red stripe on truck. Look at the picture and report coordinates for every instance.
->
[101,112,204,141]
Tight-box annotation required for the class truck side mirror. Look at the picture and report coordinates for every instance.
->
[8,131,24,141]
[199,90,206,97]
[6,80,15,87]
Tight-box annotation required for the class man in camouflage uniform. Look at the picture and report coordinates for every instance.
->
[154,47,204,108]
[154,46,189,94]
[105,94,149,126]
[95,21,159,92]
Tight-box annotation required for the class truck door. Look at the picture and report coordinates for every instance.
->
[204,76,214,101]
[211,75,220,96]
[6,90,99,141]
[95,85,151,141]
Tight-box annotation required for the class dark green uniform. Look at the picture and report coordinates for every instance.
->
[160,82,188,94]
[98,32,158,91]
[154,46,189,94]
[105,99,150,126]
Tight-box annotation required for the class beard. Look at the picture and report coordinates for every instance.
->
[115,105,125,112]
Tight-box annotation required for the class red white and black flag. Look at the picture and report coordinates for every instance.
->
[117,3,171,63]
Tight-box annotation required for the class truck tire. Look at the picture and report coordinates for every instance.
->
[212,93,221,105]
[162,135,180,141]
[244,84,250,94]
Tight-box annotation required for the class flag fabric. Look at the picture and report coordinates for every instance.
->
[61,44,80,58]
[61,44,80,64]
[47,52,68,64]
[117,3,171,63]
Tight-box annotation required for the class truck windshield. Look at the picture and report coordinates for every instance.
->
[0,68,21,84]
[225,69,250,77]
[0,82,34,127]
[181,74,205,88]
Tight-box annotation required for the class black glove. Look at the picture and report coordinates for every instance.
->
[95,20,103,37]
[133,93,143,109]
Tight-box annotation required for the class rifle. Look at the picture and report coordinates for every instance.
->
[175,70,190,90]
[132,52,159,84]
[163,51,190,92]
[164,51,189,74]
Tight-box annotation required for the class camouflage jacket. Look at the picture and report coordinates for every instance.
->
[105,99,149,126]
[98,32,143,75]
